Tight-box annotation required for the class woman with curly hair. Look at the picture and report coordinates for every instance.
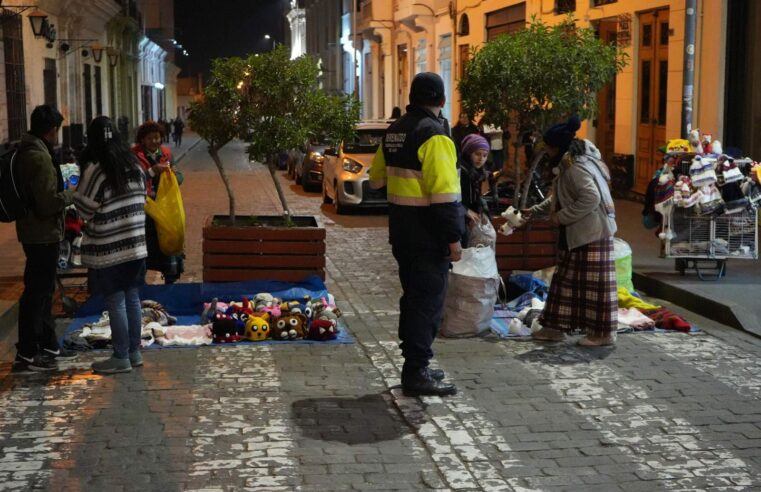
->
[132,120,185,283]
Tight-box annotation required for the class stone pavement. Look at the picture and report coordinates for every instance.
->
[1,141,761,491]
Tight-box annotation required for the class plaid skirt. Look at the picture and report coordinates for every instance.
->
[540,237,617,336]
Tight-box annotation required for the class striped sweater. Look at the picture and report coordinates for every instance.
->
[73,162,148,269]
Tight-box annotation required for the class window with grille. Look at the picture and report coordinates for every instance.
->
[43,58,57,108]
[2,13,27,142]
[486,3,525,41]
[555,0,575,14]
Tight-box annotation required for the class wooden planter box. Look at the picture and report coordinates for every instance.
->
[492,217,558,278]
[203,215,326,283]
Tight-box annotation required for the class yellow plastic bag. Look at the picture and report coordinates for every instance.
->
[144,170,185,256]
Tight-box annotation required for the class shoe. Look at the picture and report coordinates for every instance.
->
[532,327,565,341]
[428,368,445,381]
[42,347,79,361]
[14,353,57,372]
[92,356,132,374]
[577,334,617,347]
[402,368,457,397]
[129,350,144,367]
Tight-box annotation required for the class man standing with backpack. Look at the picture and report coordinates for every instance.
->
[13,105,79,371]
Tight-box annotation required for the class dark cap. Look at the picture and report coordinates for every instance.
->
[410,72,445,106]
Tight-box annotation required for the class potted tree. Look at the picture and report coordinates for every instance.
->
[191,47,359,282]
[459,17,627,275]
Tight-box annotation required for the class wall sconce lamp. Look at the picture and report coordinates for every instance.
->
[107,47,119,67]
[90,42,105,63]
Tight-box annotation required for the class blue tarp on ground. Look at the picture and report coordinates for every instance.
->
[64,275,354,348]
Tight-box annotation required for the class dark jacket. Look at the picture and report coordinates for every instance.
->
[369,105,464,255]
[15,133,75,244]
[458,156,488,216]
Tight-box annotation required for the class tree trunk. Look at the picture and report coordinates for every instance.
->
[268,154,291,220]
[519,147,546,209]
[512,141,522,207]
[209,146,236,224]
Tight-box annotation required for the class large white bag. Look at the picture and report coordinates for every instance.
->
[467,214,497,250]
[451,245,499,279]
[440,246,500,338]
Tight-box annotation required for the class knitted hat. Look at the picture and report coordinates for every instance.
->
[461,134,490,156]
[543,115,581,154]
[654,174,674,205]
[410,72,445,106]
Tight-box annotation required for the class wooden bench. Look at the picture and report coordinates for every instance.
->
[491,217,558,278]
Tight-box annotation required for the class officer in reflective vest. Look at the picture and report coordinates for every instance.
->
[369,72,464,396]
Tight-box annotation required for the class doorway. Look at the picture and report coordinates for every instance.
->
[595,20,617,167]
[634,8,669,193]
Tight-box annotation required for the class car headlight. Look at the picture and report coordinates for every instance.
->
[342,158,362,174]
[309,152,324,163]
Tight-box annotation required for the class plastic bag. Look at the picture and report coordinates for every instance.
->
[440,272,499,338]
[613,238,634,292]
[451,245,499,279]
[467,214,497,249]
[144,170,185,256]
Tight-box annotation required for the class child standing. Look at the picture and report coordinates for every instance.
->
[458,133,491,247]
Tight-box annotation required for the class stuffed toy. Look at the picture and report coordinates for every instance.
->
[701,132,713,154]
[254,293,282,318]
[711,140,722,156]
[500,206,523,228]
[212,315,241,343]
[243,313,271,341]
[272,313,308,340]
[225,304,249,333]
[308,319,338,341]
[688,129,703,154]
[665,138,690,153]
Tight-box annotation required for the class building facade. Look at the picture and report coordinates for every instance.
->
[0,0,178,148]
[347,0,759,194]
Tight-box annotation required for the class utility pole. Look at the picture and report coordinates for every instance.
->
[681,0,697,138]
[352,0,359,97]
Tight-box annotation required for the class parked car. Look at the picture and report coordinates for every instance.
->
[295,141,328,192]
[322,121,389,214]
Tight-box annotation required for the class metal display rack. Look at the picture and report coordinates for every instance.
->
[665,206,758,280]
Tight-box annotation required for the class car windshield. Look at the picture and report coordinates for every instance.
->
[343,129,385,154]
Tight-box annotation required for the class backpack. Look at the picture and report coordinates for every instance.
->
[0,149,26,222]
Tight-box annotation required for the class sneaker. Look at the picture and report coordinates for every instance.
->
[14,353,57,372]
[129,351,144,367]
[91,356,132,374]
[42,347,79,361]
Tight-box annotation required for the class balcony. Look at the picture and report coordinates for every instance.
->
[394,1,434,32]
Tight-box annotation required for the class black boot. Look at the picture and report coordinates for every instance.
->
[428,368,445,381]
[402,367,457,397]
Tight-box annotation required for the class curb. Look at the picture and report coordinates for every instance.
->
[632,270,756,336]
[175,137,203,164]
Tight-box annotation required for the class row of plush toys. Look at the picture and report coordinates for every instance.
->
[653,130,761,241]
[200,293,341,343]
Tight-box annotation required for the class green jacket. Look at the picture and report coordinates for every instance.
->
[15,133,75,244]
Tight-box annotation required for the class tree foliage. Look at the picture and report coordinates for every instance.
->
[189,45,360,222]
[459,16,628,134]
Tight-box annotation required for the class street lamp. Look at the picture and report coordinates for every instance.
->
[90,42,104,63]
[107,47,119,67]
[264,33,275,50]
[27,8,48,38]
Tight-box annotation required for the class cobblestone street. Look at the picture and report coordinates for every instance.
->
[1,141,761,491]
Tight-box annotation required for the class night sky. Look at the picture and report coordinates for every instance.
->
[174,0,289,78]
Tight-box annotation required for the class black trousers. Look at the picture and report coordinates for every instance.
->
[392,246,449,372]
[17,242,60,357]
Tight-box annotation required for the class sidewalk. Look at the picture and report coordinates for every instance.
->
[615,199,761,337]
[1,144,760,490]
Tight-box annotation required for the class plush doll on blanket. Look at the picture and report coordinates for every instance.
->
[272,313,308,340]
[243,313,271,341]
